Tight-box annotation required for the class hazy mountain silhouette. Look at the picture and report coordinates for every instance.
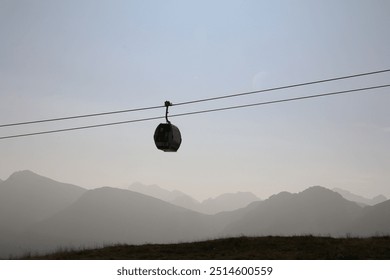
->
[169,194,201,212]
[225,186,363,237]
[0,170,86,232]
[201,192,260,214]
[169,192,261,215]
[24,187,218,255]
[128,182,260,214]
[1,171,390,259]
[128,182,202,212]
[350,200,390,236]
[333,187,387,206]
[128,182,188,202]
[211,200,263,234]
[0,171,87,258]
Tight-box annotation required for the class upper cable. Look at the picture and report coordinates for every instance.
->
[1,68,389,129]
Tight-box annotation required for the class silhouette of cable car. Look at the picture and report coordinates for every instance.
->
[154,101,182,152]
[154,123,182,152]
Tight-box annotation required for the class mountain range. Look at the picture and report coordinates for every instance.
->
[332,187,387,206]
[0,170,389,258]
[224,186,362,237]
[128,182,261,214]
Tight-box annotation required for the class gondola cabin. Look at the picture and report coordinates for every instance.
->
[154,123,182,152]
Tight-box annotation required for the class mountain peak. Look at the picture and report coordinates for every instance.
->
[7,170,42,181]
[268,191,293,201]
[303,185,332,192]
[3,170,86,195]
[301,185,339,195]
[6,170,63,187]
[299,186,346,201]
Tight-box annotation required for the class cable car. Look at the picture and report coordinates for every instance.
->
[154,101,182,152]
[154,123,182,152]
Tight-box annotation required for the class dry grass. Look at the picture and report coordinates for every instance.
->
[22,235,390,260]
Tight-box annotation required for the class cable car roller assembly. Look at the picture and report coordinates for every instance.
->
[154,101,182,152]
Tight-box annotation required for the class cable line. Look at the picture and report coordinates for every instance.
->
[170,84,390,119]
[0,116,165,140]
[172,68,390,107]
[0,104,165,128]
[1,84,388,141]
[1,68,389,128]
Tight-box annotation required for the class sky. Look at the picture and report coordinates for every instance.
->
[1,0,389,201]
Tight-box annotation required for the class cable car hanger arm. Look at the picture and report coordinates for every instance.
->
[165,101,172,124]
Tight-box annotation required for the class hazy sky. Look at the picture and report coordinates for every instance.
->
[1,0,389,200]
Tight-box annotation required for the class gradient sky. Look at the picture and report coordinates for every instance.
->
[1,0,389,200]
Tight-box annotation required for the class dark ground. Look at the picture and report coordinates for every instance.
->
[22,236,390,260]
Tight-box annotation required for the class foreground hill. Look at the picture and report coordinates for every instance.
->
[23,236,390,260]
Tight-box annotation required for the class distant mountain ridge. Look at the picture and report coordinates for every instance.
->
[128,182,188,202]
[333,187,387,206]
[1,170,390,259]
[128,182,260,214]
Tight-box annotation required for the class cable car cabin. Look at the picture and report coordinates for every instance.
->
[154,123,182,152]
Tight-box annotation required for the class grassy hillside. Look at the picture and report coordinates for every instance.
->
[22,236,390,260]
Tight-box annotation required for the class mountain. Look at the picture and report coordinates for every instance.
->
[25,187,218,255]
[350,200,390,236]
[128,182,260,214]
[333,187,387,206]
[225,186,363,237]
[169,194,201,212]
[2,171,390,259]
[165,191,260,215]
[128,182,188,202]
[201,192,260,215]
[0,170,86,232]
[128,182,202,212]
